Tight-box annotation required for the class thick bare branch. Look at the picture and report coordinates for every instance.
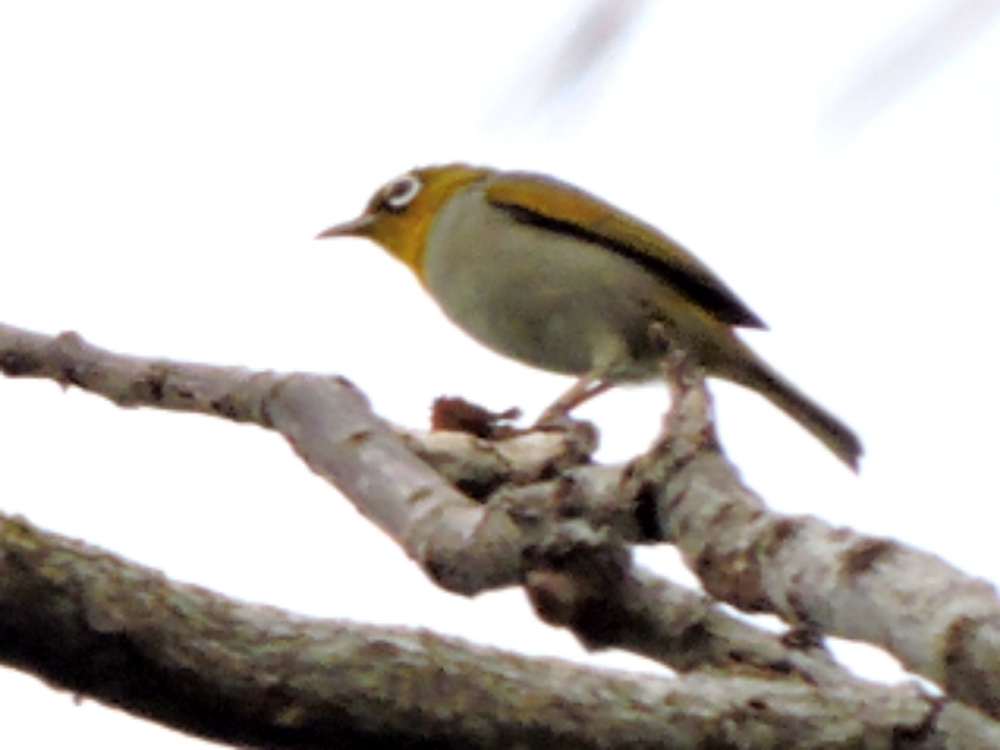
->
[0,323,864,685]
[4,512,1000,749]
[0,324,524,595]
[6,321,1000,726]
[625,374,1000,719]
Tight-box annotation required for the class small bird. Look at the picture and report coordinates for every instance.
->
[318,164,863,470]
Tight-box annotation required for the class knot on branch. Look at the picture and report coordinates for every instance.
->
[523,522,631,650]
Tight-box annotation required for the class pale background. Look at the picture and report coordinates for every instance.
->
[1,1,999,746]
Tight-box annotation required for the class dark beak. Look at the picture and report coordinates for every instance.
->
[316,214,375,240]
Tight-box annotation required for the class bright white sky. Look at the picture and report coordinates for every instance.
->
[2,2,999,746]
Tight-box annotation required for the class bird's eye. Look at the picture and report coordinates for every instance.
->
[381,173,422,211]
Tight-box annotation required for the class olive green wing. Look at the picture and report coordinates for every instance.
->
[484,172,766,329]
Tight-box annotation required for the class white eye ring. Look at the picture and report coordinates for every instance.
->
[383,173,422,210]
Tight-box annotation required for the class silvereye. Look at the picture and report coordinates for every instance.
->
[318,164,863,470]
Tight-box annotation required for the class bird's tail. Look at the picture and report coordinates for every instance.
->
[718,346,863,471]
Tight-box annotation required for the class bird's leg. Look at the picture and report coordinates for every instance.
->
[656,347,712,437]
[535,375,613,427]
[647,321,707,431]
[661,348,699,399]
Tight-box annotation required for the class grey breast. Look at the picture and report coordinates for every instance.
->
[422,183,670,379]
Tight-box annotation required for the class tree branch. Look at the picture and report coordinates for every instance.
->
[4,512,1000,749]
[4,321,1000,741]
[625,377,1000,719]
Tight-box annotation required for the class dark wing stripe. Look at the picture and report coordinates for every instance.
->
[495,202,766,329]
